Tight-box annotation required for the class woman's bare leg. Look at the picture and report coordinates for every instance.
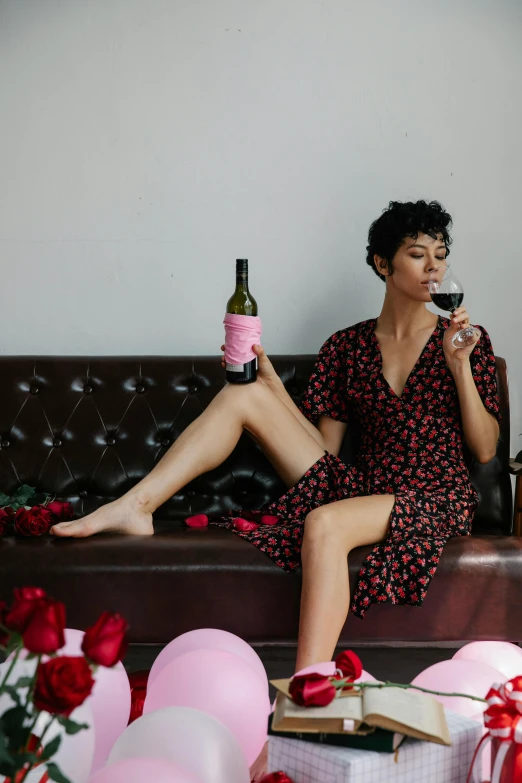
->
[50,381,326,538]
[294,494,395,673]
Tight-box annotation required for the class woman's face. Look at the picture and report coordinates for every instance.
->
[375,233,448,302]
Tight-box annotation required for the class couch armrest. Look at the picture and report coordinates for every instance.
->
[509,459,522,476]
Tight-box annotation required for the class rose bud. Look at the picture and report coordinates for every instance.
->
[334,650,363,682]
[34,656,94,716]
[22,597,66,654]
[81,611,129,667]
[288,673,336,707]
[46,501,74,521]
[5,587,48,632]
[14,506,54,537]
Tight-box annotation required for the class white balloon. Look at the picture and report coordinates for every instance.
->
[0,659,94,783]
[108,706,249,783]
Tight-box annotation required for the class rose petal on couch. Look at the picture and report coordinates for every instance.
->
[234,517,260,532]
[185,514,209,528]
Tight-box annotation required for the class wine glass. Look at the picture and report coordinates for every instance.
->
[428,266,481,348]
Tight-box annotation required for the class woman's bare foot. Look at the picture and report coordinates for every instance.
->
[49,493,154,538]
[249,740,268,782]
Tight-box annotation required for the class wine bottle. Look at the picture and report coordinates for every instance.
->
[225,259,258,384]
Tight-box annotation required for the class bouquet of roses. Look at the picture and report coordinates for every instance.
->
[0,586,128,783]
[0,486,73,538]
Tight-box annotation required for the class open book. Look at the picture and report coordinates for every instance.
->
[270,678,452,747]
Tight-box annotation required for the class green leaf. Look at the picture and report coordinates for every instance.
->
[56,716,89,735]
[0,760,15,777]
[12,485,36,505]
[32,493,51,505]
[45,761,73,783]
[41,734,61,760]
[0,706,27,748]
[4,635,22,656]
[0,492,11,506]
[12,676,33,688]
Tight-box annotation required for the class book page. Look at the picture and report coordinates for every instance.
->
[361,686,448,741]
[283,693,363,722]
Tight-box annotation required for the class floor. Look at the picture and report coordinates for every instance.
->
[123,643,464,703]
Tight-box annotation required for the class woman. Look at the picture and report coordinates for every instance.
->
[50,199,500,742]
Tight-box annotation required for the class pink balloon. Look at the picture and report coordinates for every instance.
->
[144,648,270,766]
[453,642,522,680]
[59,629,131,774]
[149,629,267,691]
[88,757,201,783]
[411,659,506,719]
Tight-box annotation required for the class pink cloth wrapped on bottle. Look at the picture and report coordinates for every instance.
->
[223,313,263,367]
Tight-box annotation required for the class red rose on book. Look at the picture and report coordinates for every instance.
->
[34,656,95,716]
[335,649,363,683]
[81,611,129,667]
[288,673,336,707]
[46,501,74,521]
[14,506,53,537]
[22,597,66,654]
[259,774,295,783]
[4,587,48,632]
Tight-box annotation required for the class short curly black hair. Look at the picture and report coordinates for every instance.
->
[366,200,453,281]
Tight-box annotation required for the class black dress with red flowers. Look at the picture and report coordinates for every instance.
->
[195,316,501,618]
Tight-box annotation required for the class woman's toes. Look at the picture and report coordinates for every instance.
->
[50,519,95,538]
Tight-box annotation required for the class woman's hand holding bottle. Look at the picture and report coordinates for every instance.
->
[221,343,281,390]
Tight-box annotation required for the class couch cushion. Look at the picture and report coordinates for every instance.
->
[1,525,521,644]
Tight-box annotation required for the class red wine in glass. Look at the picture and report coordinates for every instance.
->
[428,267,480,348]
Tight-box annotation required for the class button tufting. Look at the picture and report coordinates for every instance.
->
[1,440,10,448]
[189,385,198,394]
[79,490,88,498]
[84,384,93,394]
[30,385,39,394]
[107,437,116,446]
[53,438,62,448]
[161,438,171,447]
[136,385,145,393]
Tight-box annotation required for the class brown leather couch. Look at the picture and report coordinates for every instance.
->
[0,354,521,647]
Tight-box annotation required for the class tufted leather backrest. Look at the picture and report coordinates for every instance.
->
[0,355,511,534]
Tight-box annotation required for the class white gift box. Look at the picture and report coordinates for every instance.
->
[268,709,482,783]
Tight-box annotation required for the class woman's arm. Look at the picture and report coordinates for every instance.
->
[444,308,500,464]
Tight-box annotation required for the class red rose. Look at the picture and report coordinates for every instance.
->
[128,669,149,724]
[22,597,66,654]
[34,656,94,716]
[14,506,53,537]
[260,774,295,783]
[81,611,129,667]
[5,587,48,632]
[46,501,74,521]
[288,673,336,707]
[185,514,209,528]
[335,650,363,682]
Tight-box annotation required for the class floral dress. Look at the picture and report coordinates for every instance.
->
[194,316,501,618]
